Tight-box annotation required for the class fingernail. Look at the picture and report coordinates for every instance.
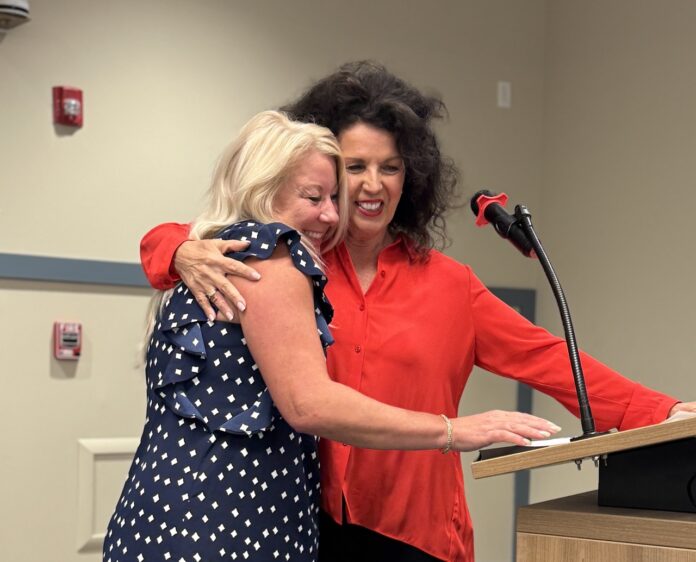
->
[523,439,531,446]
[539,430,551,438]
[236,301,246,312]
[549,423,562,432]
[251,272,261,280]
[207,313,215,322]
[226,311,235,322]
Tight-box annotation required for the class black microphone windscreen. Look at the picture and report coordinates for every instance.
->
[470,189,494,216]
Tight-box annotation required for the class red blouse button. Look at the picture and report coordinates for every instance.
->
[359,304,365,311]
[380,270,386,278]
[354,345,362,353]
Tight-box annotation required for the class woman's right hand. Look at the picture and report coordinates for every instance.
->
[451,410,562,452]
[174,239,261,322]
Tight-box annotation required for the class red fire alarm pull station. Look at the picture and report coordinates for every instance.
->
[52,86,83,127]
[54,322,82,360]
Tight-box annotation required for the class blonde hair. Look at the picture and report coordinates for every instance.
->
[142,110,349,352]
[191,110,348,252]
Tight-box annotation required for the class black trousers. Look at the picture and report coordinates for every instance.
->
[318,510,444,562]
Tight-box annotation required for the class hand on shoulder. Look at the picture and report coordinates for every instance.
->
[174,238,259,322]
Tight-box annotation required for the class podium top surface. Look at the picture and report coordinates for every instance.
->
[518,491,696,550]
[472,415,696,479]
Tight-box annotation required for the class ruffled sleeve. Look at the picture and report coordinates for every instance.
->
[217,221,334,341]
[146,220,335,436]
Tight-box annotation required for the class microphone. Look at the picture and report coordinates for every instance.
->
[471,190,604,441]
[470,190,535,257]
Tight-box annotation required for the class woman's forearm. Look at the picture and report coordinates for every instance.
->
[286,377,448,450]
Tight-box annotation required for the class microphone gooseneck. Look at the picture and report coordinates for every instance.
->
[513,205,601,439]
[471,190,604,441]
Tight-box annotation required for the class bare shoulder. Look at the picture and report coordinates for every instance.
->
[235,243,314,311]
[237,241,323,370]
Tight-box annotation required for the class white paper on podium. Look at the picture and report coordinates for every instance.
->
[528,436,573,447]
[476,435,574,461]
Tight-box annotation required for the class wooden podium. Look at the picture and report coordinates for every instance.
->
[471,416,696,561]
[515,491,696,561]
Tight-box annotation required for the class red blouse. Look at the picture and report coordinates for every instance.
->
[141,224,678,562]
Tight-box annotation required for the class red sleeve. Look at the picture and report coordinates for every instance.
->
[468,269,678,431]
[140,222,191,290]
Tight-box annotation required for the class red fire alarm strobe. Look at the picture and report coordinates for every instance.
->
[54,322,82,360]
[52,86,83,127]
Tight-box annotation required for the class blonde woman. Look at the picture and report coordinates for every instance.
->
[104,110,560,562]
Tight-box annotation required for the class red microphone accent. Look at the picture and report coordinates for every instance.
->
[474,192,508,226]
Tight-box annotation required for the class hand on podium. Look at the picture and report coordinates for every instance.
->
[668,401,696,418]
[453,410,562,451]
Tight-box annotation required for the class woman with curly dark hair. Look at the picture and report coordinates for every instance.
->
[280,60,459,255]
[139,61,686,562]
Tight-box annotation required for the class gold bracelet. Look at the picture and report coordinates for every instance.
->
[440,414,453,454]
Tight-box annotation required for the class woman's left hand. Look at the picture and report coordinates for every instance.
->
[668,401,696,418]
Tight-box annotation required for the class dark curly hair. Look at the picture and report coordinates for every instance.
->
[280,60,460,255]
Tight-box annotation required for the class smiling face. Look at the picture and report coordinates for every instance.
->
[337,122,405,246]
[273,149,340,251]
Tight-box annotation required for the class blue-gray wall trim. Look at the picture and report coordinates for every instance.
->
[0,253,149,287]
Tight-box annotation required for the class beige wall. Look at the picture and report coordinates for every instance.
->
[0,1,546,561]
[6,1,692,560]
[529,0,696,503]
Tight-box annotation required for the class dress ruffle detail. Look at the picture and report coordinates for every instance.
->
[148,221,333,437]
[218,221,334,333]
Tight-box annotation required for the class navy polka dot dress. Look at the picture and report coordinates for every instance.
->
[104,221,334,562]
